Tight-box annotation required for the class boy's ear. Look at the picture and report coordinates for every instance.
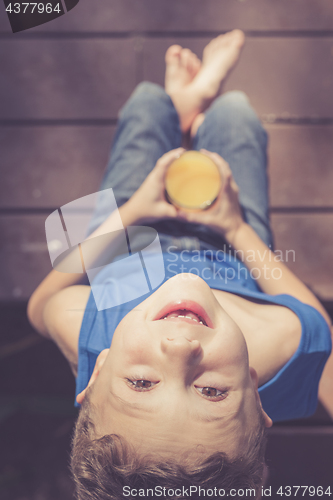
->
[262,409,273,428]
[76,349,109,405]
[249,366,259,388]
[249,366,273,428]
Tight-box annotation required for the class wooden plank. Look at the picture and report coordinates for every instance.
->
[0,302,76,396]
[0,126,115,208]
[0,215,52,300]
[2,38,333,120]
[1,0,333,33]
[271,213,333,300]
[1,214,332,301]
[142,37,333,118]
[1,124,333,209]
[269,426,333,435]
[0,39,136,119]
[267,125,333,208]
[266,431,333,488]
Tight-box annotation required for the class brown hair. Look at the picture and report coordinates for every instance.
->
[71,390,267,500]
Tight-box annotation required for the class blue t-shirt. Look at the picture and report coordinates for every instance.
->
[76,250,331,422]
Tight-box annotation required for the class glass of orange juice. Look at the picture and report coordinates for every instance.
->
[165,150,222,211]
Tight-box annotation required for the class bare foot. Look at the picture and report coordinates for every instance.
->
[192,29,245,102]
[164,45,201,95]
[165,30,245,133]
[164,45,202,133]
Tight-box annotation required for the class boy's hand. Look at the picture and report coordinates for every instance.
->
[177,149,244,242]
[126,147,186,223]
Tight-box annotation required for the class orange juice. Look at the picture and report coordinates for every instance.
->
[165,151,221,211]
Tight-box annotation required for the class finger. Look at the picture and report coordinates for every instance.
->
[200,149,233,188]
[199,149,230,172]
[176,209,195,222]
[164,203,179,218]
[230,177,240,193]
[154,148,186,179]
[160,147,186,163]
[200,148,224,163]
[176,209,189,220]
[155,201,181,220]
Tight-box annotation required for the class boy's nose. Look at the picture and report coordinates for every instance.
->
[161,336,202,361]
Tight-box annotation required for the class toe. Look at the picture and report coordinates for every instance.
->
[193,55,202,74]
[165,45,182,64]
[231,29,245,46]
[231,29,245,38]
[181,48,193,69]
[213,30,245,49]
[187,51,198,74]
[203,35,225,55]
[216,32,233,45]
[189,54,201,77]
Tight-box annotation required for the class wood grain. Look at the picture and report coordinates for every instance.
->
[1,214,332,300]
[0,39,137,119]
[0,126,115,208]
[1,0,333,33]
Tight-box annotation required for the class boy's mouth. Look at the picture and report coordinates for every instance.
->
[153,300,213,328]
[162,309,206,325]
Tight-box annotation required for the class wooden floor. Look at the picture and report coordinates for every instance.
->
[1,0,333,301]
[1,1,333,498]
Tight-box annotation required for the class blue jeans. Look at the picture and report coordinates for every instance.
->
[87,82,274,251]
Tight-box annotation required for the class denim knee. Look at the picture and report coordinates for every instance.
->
[218,90,249,104]
[131,81,167,100]
[211,91,258,122]
[209,91,267,143]
[118,81,175,122]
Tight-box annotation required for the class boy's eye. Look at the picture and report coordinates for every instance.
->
[134,380,151,389]
[127,379,157,390]
[196,387,228,400]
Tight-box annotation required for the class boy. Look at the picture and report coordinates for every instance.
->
[28,31,332,499]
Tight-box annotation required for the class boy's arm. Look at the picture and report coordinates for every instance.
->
[319,336,333,419]
[225,222,332,328]
[42,285,91,377]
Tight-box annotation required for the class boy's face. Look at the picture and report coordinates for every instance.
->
[85,274,272,458]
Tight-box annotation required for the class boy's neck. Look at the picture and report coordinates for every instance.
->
[211,288,302,386]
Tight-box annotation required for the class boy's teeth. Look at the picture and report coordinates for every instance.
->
[163,315,198,322]
[162,310,205,325]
